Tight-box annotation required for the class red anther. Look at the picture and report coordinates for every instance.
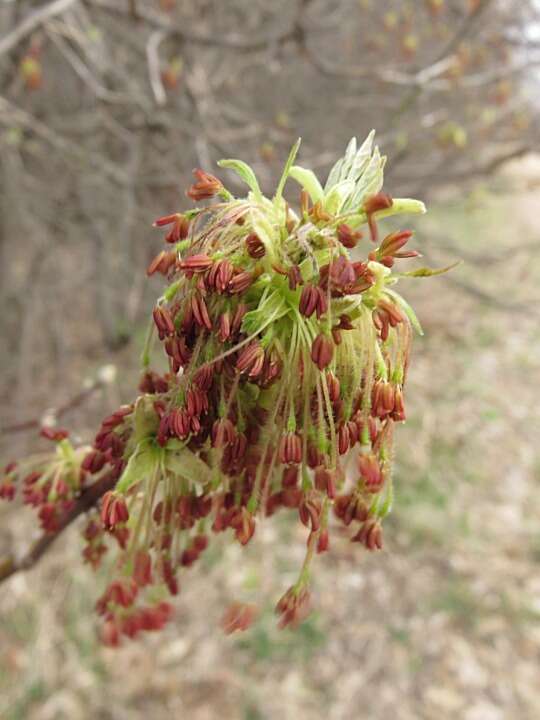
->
[169,408,191,439]
[325,371,340,403]
[153,213,190,243]
[282,466,299,488]
[236,341,265,378]
[133,550,153,587]
[378,230,413,258]
[221,602,258,634]
[186,387,209,417]
[211,418,235,447]
[358,453,384,493]
[363,192,393,243]
[351,519,383,550]
[314,466,336,498]
[228,271,253,294]
[307,444,324,468]
[102,578,138,609]
[152,306,175,339]
[147,250,176,276]
[337,223,362,248]
[392,386,406,422]
[338,424,350,454]
[288,265,302,291]
[218,311,231,343]
[245,232,266,259]
[206,259,234,293]
[299,285,327,319]
[320,256,356,296]
[159,557,179,596]
[191,293,212,330]
[101,619,121,647]
[178,253,213,274]
[377,298,404,326]
[0,481,16,501]
[278,432,302,465]
[230,508,256,545]
[81,450,106,474]
[193,364,214,390]
[231,303,247,334]
[275,586,311,629]
[311,333,333,370]
[186,169,223,201]
[40,427,69,442]
[101,491,129,528]
[317,529,329,553]
[299,497,321,531]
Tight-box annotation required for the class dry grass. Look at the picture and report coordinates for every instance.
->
[1,163,539,720]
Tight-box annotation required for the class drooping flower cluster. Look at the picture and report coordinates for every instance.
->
[2,134,447,645]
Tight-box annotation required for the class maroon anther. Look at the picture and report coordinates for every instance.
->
[363,192,393,243]
[278,432,302,465]
[186,169,223,201]
[178,253,213,274]
[101,491,129,528]
[245,232,266,259]
[236,341,265,378]
[337,223,362,248]
[311,333,333,370]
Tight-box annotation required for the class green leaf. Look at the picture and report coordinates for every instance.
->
[274,138,301,202]
[288,166,324,203]
[400,260,461,278]
[165,449,211,485]
[217,159,262,202]
[116,444,160,494]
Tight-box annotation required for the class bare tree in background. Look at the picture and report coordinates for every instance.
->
[0,0,538,428]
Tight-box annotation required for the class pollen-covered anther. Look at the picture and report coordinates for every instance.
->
[311,333,334,370]
[186,169,223,201]
[278,432,302,465]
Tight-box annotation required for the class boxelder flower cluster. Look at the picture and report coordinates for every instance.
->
[1,134,443,645]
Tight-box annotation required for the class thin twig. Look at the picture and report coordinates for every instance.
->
[0,0,79,57]
[0,473,115,585]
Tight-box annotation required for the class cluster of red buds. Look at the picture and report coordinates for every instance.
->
[2,134,449,645]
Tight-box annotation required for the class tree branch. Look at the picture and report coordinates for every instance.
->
[0,472,115,585]
[0,0,79,58]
